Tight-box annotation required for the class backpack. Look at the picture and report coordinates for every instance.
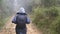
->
[16,14,27,28]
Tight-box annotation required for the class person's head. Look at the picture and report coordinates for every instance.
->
[17,7,25,13]
[17,7,27,15]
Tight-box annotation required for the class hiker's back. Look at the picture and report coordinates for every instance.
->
[16,14,27,29]
[12,7,30,34]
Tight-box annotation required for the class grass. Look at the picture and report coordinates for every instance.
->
[0,16,11,30]
[32,7,60,34]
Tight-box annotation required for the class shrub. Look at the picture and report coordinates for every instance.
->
[32,7,59,34]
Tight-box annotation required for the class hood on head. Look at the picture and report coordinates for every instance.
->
[17,7,25,13]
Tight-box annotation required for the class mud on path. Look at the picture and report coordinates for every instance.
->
[0,17,42,34]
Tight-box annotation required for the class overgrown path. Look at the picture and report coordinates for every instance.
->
[0,17,42,34]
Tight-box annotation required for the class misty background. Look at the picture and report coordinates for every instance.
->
[0,0,60,34]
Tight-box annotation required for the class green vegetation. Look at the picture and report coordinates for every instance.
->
[0,0,14,30]
[29,0,60,34]
[0,17,10,30]
[32,7,60,34]
[0,0,60,34]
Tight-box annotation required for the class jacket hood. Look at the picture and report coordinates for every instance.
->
[17,7,25,13]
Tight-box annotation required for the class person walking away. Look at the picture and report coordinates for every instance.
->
[12,7,30,34]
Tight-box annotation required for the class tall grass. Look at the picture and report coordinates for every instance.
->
[0,17,10,30]
[32,7,60,34]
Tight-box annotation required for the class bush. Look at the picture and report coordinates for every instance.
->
[0,17,10,30]
[45,8,59,17]
[32,7,59,34]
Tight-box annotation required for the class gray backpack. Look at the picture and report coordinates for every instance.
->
[16,14,27,28]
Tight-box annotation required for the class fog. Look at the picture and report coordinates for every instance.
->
[14,0,33,12]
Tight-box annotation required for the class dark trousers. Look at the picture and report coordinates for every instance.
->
[15,25,27,34]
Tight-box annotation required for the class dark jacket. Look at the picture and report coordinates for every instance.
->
[12,13,30,24]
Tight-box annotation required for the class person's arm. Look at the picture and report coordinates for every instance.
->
[12,15,17,24]
[26,16,30,24]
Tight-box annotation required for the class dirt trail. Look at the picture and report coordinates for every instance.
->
[0,17,42,34]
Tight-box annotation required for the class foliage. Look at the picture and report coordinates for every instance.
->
[0,0,14,30]
[0,17,10,30]
[30,0,60,34]
[41,0,56,7]
[32,7,60,34]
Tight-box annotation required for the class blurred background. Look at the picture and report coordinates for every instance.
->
[0,0,60,34]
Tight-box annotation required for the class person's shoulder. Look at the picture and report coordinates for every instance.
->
[24,13,27,15]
